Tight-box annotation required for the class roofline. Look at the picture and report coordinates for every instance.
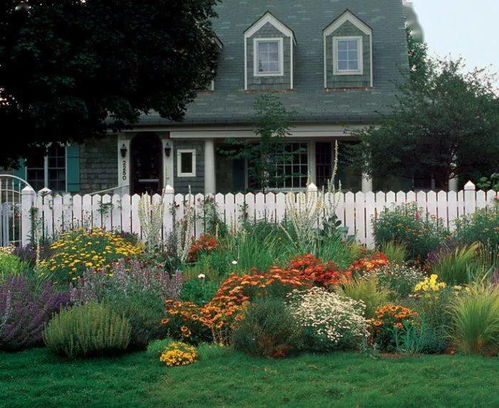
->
[243,11,297,45]
[323,9,373,33]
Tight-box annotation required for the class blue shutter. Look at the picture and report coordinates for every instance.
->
[66,145,80,193]
[12,159,26,180]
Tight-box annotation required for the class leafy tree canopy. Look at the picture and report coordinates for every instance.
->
[353,52,499,190]
[0,0,220,167]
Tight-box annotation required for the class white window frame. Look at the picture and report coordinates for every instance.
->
[253,38,284,77]
[177,149,197,178]
[333,36,363,76]
[25,144,68,192]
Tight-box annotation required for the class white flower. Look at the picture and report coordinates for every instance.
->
[198,274,206,280]
[231,260,238,265]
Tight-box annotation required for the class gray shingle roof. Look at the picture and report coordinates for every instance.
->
[139,0,409,126]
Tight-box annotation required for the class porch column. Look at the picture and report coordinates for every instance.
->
[204,139,216,195]
[449,176,459,192]
[362,173,373,193]
[307,141,317,185]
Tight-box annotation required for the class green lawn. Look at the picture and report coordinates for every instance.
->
[0,348,497,408]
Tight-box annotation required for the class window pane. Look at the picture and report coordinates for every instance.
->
[257,40,280,73]
[336,39,360,72]
[181,152,193,174]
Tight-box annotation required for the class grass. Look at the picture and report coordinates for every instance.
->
[1,348,498,408]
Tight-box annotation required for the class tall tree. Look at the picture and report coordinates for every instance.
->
[353,56,499,190]
[0,0,220,166]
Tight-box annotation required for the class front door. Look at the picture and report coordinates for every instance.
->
[130,133,162,195]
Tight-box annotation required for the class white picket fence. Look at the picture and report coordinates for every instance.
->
[19,182,498,248]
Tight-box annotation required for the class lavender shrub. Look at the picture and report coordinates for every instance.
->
[0,276,70,350]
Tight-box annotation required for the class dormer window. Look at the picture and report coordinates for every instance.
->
[324,10,373,88]
[254,38,283,76]
[244,12,296,90]
[334,37,363,75]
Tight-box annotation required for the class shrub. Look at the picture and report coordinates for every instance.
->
[337,276,391,318]
[288,287,368,352]
[159,342,197,367]
[450,284,499,355]
[379,241,408,265]
[429,244,491,285]
[162,300,212,345]
[287,254,351,287]
[70,258,182,304]
[366,264,425,298]
[0,276,70,350]
[40,228,143,282]
[180,277,219,306]
[43,303,131,358]
[395,319,448,354]
[349,253,390,277]
[188,234,219,262]
[374,203,449,261]
[369,305,420,351]
[70,258,180,348]
[233,297,302,358]
[454,206,499,255]
[147,338,175,358]
[0,252,31,279]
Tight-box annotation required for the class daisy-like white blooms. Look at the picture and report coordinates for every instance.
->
[198,274,206,280]
[231,260,238,265]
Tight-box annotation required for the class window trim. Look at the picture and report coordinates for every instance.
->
[177,149,197,178]
[25,144,68,192]
[333,36,363,76]
[253,37,284,77]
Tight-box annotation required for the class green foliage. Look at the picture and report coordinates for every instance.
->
[450,284,499,355]
[395,319,448,355]
[367,264,426,298]
[429,244,488,285]
[43,303,131,358]
[233,297,302,358]
[104,294,167,350]
[0,253,31,279]
[219,94,294,191]
[180,278,218,306]
[146,338,174,358]
[337,277,391,318]
[197,343,230,360]
[475,174,499,191]
[454,206,499,257]
[374,203,449,261]
[0,0,220,166]
[352,58,499,190]
[379,241,408,265]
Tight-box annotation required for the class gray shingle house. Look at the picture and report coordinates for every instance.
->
[13,0,410,195]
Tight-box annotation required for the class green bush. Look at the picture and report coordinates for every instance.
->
[104,294,167,350]
[366,264,425,298]
[0,252,31,279]
[374,203,449,261]
[395,319,448,354]
[233,297,302,358]
[43,303,131,358]
[429,244,487,285]
[337,277,391,318]
[379,241,408,265]
[454,206,499,257]
[146,338,174,358]
[450,284,499,355]
[180,278,219,306]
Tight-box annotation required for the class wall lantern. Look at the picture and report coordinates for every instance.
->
[120,144,128,159]
[164,143,172,157]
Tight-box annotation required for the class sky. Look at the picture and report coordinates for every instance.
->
[410,0,499,91]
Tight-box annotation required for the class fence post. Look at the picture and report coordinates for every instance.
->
[21,186,36,247]
[464,181,476,215]
[163,185,175,239]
